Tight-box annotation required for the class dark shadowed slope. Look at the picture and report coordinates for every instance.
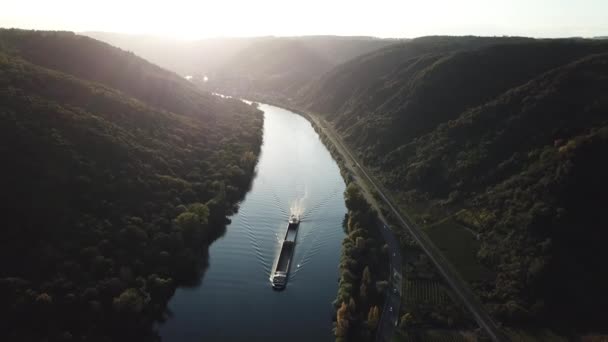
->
[300,38,608,158]
[0,29,263,341]
[298,36,534,115]
[388,54,608,330]
[0,29,237,118]
[298,36,608,337]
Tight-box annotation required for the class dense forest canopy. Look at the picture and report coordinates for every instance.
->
[0,29,238,119]
[294,36,608,335]
[0,29,263,341]
[4,26,608,340]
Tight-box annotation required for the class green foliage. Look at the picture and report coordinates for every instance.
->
[113,288,146,314]
[423,219,492,282]
[300,36,608,332]
[334,183,388,341]
[0,29,263,341]
[300,36,536,117]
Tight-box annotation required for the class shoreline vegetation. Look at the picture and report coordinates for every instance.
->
[244,97,481,341]
[334,183,388,341]
[211,36,608,340]
[0,30,264,341]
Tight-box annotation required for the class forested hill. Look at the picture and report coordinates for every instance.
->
[302,38,608,154]
[84,31,258,76]
[298,37,608,335]
[297,36,534,114]
[0,29,236,119]
[0,29,263,341]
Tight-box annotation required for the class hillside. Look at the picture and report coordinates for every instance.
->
[207,36,398,98]
[384,53,608,329]
[298,36,534,115]
[84,32,397,99]
[0,29,236,118]
[0,30,263,341]
[296,37,608,335]
[307,39,608,158]
[84,31,258,76]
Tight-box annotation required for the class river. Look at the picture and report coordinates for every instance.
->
[159,103,347,341]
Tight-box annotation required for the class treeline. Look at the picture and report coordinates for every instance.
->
[0,30,263,341]
[295,36,608,336]
[334,184,388,342]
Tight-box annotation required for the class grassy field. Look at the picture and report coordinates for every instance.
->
[403,280,450,306]
[423,218,492,283]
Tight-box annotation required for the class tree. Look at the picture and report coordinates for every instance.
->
[335,302,350,337]
[113,288,145,314]
[362,266,372,285]
[367,305,380,330]
[399,312,414,328]
[174,203,210,243]
[348,297,357,313]
[239,151,257,171]
[344,183,367,212]
[174,212,202,241]
[188,203,210,224]
[359,282,368,307]
[356,236,366,249]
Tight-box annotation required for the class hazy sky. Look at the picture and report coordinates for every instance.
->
[2,0,607,39]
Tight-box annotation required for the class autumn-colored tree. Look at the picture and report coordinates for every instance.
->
[335,302,350,337]
[348,297,357,313]
[367,305,380,329]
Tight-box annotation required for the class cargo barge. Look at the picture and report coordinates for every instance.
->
[271,215,300,290]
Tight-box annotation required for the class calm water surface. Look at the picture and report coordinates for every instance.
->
[159,103,347,341]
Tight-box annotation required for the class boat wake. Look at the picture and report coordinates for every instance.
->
[289,190,308,218]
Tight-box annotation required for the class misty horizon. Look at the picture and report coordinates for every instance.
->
[2,0,607,39]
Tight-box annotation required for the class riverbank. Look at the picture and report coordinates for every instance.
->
[234,95,491,341]
[236,96,402,341]
[335,184,389,341]
[159,103,348,341]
